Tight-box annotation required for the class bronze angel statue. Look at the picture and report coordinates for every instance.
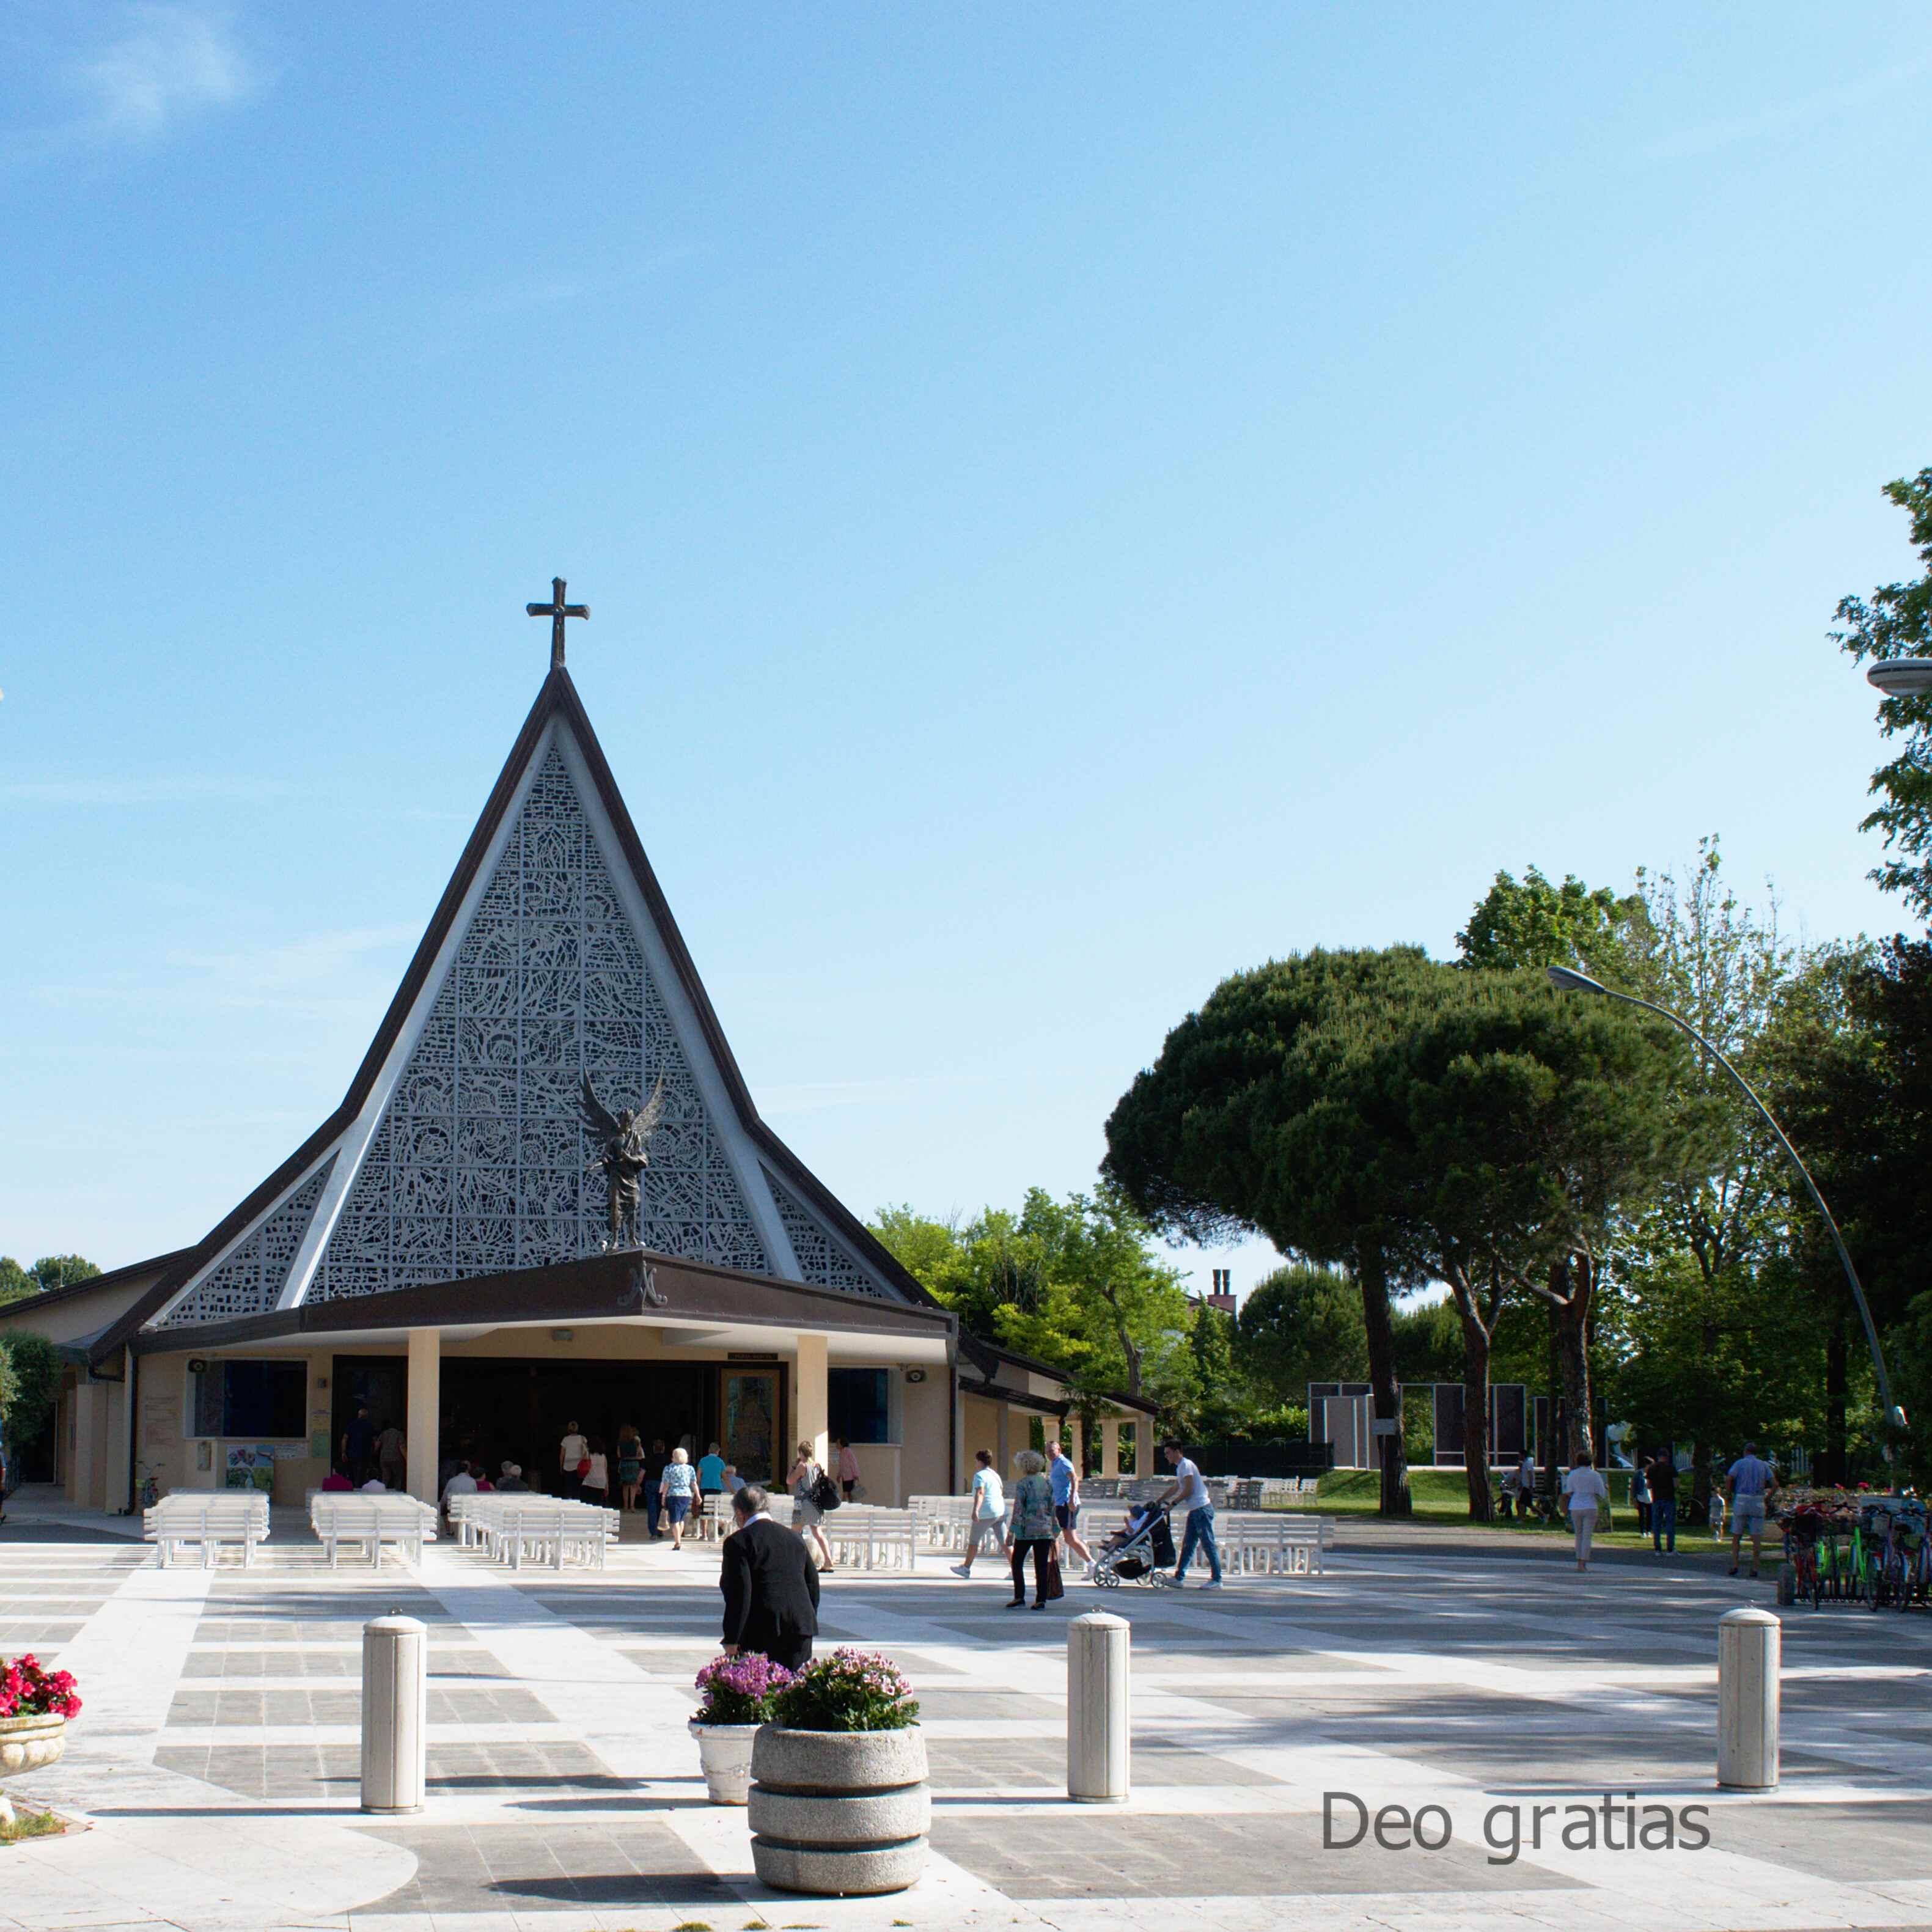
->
[579,1071,669,1251]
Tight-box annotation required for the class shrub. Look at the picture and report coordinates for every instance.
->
[0,1655,81,1721]
[691,1653,792,1725]
[770,1648,919,1733]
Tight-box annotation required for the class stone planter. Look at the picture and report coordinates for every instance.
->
[0,1713,65,1826]
[749,1725,928,1896]
[689,1719,761,1805]
[0,1713,65,1779]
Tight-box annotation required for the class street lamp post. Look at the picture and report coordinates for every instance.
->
[1546,964,1907,1452]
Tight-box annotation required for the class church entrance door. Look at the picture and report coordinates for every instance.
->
[438,1356,719,1496]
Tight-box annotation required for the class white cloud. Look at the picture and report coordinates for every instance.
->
[75,2,258,141]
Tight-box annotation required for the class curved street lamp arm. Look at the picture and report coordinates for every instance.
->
[1599,985,1901,1430]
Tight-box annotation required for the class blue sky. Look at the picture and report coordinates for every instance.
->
[3,5,1929,1297]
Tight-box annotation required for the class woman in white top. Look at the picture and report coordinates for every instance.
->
[788,1440,835,1572]
[580,1439,609,1508]
[1561,1449,1611,1571]
[952,1448,1007,1578]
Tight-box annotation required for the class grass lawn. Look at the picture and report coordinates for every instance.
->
[1310,1469,1749,1557]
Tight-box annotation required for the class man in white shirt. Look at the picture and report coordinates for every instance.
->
[1154,1439,1222,1589]
[559,1420,588,1500]
[1725,1442,1779,1580]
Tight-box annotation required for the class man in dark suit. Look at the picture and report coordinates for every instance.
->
[719,1484,820,1671]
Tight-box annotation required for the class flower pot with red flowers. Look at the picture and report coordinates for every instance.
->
[0,1656,81,1826]
[749,1649,927,1896]
[689,1654,793,1804]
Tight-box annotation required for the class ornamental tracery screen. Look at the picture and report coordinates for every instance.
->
[158,1158,336,1329]
[311,747,771,1297]
[767,1171,889,1299]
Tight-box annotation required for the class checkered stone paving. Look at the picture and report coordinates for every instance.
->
[3,1491,1932,1932]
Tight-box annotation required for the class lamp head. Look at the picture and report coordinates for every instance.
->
[1867,661,1932,699]
[1545,964,1609,996]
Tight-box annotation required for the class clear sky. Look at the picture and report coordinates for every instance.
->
[3,6,1928,1299]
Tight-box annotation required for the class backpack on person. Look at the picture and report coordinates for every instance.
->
[810,1469,843,1512]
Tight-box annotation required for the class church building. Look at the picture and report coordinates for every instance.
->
[4,590,1152,1512]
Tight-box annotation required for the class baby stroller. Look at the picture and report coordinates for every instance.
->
[1091,1502,1177,1587]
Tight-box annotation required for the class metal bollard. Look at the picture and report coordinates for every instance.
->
[361,1614,427,1814]
[1067,1611,1130,1802]
[1717,1606,1779,1791]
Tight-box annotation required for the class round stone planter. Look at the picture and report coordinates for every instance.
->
[688,1719,760,1805]
[0,1713,65,1826]
[0,1713,65,1779]
[749,1725,928,1896]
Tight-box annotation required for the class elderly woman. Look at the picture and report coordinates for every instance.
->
[1007,1449,1059,1611]
[659,1445,700,1551]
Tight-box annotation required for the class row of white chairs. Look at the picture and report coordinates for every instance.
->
[144,1492,270,1568]
[818,1506,918,1571]
[309,1493,438,1568]
[910,1495,1335,1578]
[694,1493,917,1570]
[446,1493,620,1570]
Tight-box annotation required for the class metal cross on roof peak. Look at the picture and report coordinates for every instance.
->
[526,577,589,670]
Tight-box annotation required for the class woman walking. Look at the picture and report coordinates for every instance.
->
[1007,1449,1058,1611]
[788,1440,835,1573]
[659,1445,699,1550]
[1562,1449,1610,1572]
[617,1425,643,1513]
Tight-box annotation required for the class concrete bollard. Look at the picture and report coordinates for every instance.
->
[1717,1606,1779,1791]
[1067,1611,1130,1802]
[361,1614,427,1814]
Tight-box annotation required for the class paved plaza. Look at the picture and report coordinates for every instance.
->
[4,1496,1932,1932]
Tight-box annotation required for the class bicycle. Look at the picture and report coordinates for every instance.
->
[134,1461,161,1510]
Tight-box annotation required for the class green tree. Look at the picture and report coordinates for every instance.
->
[1187,1300,1249,1438]
[871,1186,1199,1422]
[1236,1263,1368,1402]
[1457,867,1639,974]
[1612,842,1828,1500]
[0,1255,99,1308]
[1391,1296,1463,1384]
[0,1332,64,1454]
[1834,467,1932,916]
[1303,960,1694,1510]
[1103,947,1432,1515]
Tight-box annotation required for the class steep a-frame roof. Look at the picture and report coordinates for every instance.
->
[92,664,936,1364]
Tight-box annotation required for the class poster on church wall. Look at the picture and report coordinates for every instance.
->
[224,1444,277,1492]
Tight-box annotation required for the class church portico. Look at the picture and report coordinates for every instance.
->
[120,1245,955,1508]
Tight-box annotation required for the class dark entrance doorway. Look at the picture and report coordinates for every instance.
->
[438,1357,728,1496]
[331,1357,410,1482]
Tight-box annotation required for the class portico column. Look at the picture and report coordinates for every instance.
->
[792,1331,828,1471]
[1065,1414,1083,1475]
[1100,1417,1120,1478]
[406,1328,440,1507]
